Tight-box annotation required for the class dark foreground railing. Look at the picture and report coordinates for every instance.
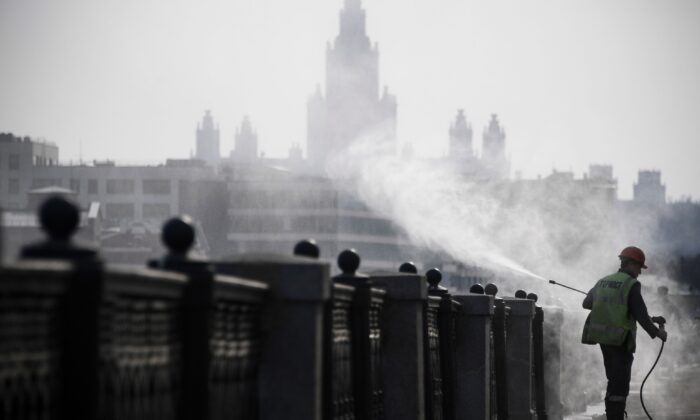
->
[0,197,564,420]
[0,260,188,420]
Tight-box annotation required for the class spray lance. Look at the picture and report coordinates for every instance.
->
[548,279,667,420]
[548,279,587,295]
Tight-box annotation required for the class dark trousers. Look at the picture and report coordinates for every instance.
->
[600,344,634,399]
[600,344,634,419]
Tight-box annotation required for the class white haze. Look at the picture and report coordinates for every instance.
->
[1,0,700,199]
[328,131,696,415]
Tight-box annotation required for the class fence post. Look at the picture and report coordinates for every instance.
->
[19,196,103,420]
[527,293,548,420]
[484,283,510,420]
[293,240,357,420]
[502,296,536,420]
[427,268,459,420]
[149,217,213,420]
[369,264,427,420]
[334,249,386,420]
[543,306,564,420]
[214,251,330,420]
[452,292,494,420]
[149,217,268,420]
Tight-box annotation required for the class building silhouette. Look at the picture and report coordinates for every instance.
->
[307,0,397,170]
[634,170,666,205]
[481,114,510,179]
[231,116,259,162]
[195,110,220,165]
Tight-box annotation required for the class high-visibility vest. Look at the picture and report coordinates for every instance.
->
[581,271,639,352]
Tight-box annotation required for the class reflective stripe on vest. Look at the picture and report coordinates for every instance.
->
[581,272,639,352]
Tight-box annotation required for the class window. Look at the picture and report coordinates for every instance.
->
[143,203,171,219]
[9,154,19,170]
[105,203,135,218]
[70,179,80,193]
[88,179,98,195]
[106,179,135,194]
[142,179,171,195]
[8,178,19,194]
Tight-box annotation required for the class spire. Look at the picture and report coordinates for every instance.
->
[337,0,370,50]
[449,109,473,159]
[195,110,220,164]
[344,0,362,11]
[233,116,258,162]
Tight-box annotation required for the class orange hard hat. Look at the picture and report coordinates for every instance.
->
[619,246,647,269]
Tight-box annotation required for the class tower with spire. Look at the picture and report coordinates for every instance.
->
[449,109,474,159]
[231,116,259,162]
[481,114,510,179]
[307,0,397,169]
[195,110,220,164]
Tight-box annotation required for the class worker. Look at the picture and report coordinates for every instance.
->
[581,246,667,420]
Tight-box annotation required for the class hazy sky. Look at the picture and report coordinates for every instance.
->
[1,0,699,199]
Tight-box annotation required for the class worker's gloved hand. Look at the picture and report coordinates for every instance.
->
[651,316,666,325]
[657,328,667,342]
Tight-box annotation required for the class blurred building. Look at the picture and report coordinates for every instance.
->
[231,116,259,162]
[0,133,59,210]
[634,170,666,205]
[225,168,413,271]
[446,110,511,181]
[307,0,397,170]
[586,164,618,202]
[195,110,220,165]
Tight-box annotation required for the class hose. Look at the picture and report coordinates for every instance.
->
[640,338,665,420]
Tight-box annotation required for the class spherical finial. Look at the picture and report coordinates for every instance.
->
[399,261,418,274]
[39,196,80,242]
[515,290,527,299]
[294,239,320,259]
[426,268,442,287]
[484,283,498,296]
[337,249,360,275]
[527,292,538,302]
[161,216,195,256]
[470,283,485,294]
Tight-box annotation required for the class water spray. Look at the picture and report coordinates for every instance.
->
[548,279,587,295]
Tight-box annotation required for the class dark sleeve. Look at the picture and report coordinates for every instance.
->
[628,282,659,339]
[582,287,594,309]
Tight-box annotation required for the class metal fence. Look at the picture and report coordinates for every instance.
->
[0,197,563,420]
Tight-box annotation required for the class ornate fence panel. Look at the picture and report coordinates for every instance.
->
[492,298,510,420]
[438,298,460,420]
[215,254,330,420]
[208,276,267,420]
[97,268,186,420]
[0,262,70,420]
[346,283,386,420]
[324,283,356,420]
[367,287,385,419]
[424,296,444,420]
[0,261,187,420]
